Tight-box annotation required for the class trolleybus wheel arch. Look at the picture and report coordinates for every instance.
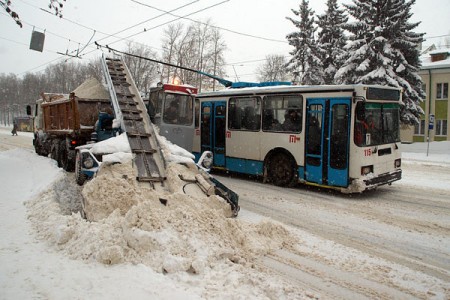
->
[265,151,297,187]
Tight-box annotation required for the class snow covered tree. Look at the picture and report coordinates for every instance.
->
[316,0,348,84]
[286,0,324,85]
[335,0,425,124]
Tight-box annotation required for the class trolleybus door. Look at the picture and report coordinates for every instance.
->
[305,98,350,187]
[200,101,226,167]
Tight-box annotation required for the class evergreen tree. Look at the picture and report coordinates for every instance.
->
[316,0,348,84]
[335,0,425,124]
[286,0,324,85]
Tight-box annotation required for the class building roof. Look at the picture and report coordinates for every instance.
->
[420,47,450,70]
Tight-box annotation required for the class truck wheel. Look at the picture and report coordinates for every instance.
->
[33,137,45,156]
[33,133,49,157]
[267,152,296,187]
[50,142,61,167]
[59,141,74,172]
[34,143,45,156]
[75,151,87,186]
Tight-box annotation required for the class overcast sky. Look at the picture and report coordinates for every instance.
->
[1,0,449,84]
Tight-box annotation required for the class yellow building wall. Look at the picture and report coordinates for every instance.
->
[401,65,450,142]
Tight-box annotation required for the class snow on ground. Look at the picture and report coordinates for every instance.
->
[0,127,310,299]
[399,142,450,192]
[1,126,449,299]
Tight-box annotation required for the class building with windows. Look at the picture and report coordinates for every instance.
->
[401,48,450,142]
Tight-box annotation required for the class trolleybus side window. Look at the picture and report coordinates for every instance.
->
[216,105,226,148]
[163,93,194,125]
[263,95,303,132]
[194,98,200,128]
[201,106,211,146]
[228,97,261,131]
[330,104,349,169]
[307,105,322,157]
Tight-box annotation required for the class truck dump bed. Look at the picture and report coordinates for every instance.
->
[41,93,110,135]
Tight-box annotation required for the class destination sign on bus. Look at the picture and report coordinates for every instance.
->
[366,87,401,101]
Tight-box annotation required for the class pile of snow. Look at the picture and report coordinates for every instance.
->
[72,77,110,100]
[23,132,307,298]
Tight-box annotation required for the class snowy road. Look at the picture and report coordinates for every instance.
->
[214,158,450,299]
[1,127,449,299]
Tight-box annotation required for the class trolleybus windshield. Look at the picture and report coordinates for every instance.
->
[354,102,400,147]
[162,93,194,126]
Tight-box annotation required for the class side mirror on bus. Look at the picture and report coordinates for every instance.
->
[26,105,32,116]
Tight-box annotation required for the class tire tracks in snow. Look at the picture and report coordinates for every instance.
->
[215,174,450,297]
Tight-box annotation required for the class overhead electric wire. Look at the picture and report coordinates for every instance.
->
[131,0,288,44]
[95,0,200,42]
[12,1,228,75]
[103,0,231,46]
[12,0,232,75]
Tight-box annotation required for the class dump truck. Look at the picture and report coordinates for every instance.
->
[33,78,113,171]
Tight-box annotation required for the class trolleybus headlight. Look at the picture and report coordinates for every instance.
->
[361,165,373,176]
[83,157,95,169]
[395,159,401,168]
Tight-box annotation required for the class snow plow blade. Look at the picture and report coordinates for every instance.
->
[194,151,239,216]
[208,174,240,217]
[179,168,240,217]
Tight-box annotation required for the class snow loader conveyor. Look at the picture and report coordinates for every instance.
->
[102,56,166,187]
[96,55,239,216]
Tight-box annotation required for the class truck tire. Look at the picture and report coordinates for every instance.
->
[50,141,61,167]
[33,138,46,156]
[33,133,48,157]
[75,150,87,186]
[59,140,75,172]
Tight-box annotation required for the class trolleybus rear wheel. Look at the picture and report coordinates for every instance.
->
[267,153,296,187]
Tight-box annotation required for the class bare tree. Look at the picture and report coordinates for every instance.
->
[0,58,105,124]
[123,41,159,95]
[206,26,227,91]
[256,54,290,82]
[160,21,227,91]
[193,20,213,91]
[161,23,184,83]
[1,0,66,27]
